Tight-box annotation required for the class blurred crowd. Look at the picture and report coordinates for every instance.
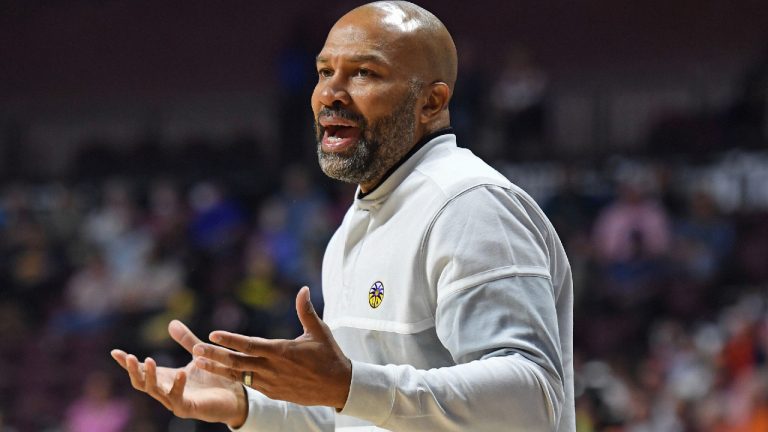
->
[0,150,766,431]
[1,29,768,432]
[539,162,768,432]
[0,168,356,431]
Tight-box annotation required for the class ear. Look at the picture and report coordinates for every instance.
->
[418,82,451,125]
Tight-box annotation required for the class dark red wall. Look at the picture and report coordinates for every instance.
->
[2,0,767,99]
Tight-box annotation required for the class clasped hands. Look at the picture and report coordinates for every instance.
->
[110,286,352,429]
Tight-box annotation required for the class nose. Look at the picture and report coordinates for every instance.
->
[316,75,351,107]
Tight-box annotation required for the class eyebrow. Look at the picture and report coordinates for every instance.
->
[316,54,389,65]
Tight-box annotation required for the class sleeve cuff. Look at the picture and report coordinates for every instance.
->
[229,386,266,431]
[339,360,397,426]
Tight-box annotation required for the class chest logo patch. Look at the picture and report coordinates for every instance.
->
[368,281,384,309]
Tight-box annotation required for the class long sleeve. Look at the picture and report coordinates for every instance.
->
[231,387,335,432]
[339,278,564,431]
[339,185,571,431]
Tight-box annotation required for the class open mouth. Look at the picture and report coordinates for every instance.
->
[324,124,355,139]
[320,119,362,153]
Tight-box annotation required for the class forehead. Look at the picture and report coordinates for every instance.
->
[317,19,410,64]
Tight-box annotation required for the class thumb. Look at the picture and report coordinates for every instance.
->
[296,286,323,334]
[168,320,203,355]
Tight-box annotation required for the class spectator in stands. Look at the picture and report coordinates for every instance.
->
[82,180,153,283]
[490,44,548,160]
[234,243,290,338]
[188,181,246,256]
[51,250,117,334]
[114,242,185,314]
[146,180,189,255]
[63,371,131,432]
[277,165,332,284]
[593,174,671,265]
[672,190,734,283]
[4,216,64,322]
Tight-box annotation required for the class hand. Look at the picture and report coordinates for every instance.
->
[111,320,248,428]
[193,286,352,409]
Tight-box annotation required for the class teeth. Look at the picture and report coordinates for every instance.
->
[327,136,343,142]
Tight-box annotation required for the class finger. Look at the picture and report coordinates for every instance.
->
[193,343,262,370]
[168,369,187,402]
[193,356,242,382]
[126,354,146,390]
[169,320,204,355]
[144,357,173,411]
[208,332,278,357]
[111,349,129,369]
[144,357,159,391]
[296,286,324,335]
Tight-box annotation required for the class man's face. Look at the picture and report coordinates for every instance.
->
[312,17,423,188]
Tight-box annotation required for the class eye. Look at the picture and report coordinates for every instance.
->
[355,68,375,78]
[318,68,334,78]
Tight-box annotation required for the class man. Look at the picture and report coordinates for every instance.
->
[111,2,575,431]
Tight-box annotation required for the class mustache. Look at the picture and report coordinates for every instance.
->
[317,105,366,125]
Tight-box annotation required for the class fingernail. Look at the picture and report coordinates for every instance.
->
[195,358,208,368]
[210,333,221,343]
[193,344,205,355]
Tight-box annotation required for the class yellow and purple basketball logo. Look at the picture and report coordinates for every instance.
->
[368,281,384,308]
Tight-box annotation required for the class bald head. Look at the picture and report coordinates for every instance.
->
[335,1,458,95]
[312,2,458,190]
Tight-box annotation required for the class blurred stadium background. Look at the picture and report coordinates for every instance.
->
[1,1,768,431]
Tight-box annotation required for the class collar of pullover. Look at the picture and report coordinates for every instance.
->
[354,128,455,211]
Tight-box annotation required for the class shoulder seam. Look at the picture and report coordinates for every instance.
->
[419,183,520,256]
[417,184,521,295]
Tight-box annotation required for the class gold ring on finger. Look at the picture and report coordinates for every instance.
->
[242,371,253,387]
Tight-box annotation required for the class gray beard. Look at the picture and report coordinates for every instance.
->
[316,91,418,186]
